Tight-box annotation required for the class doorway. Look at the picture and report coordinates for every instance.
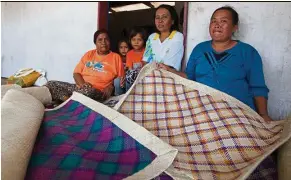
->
[98,2,188,70]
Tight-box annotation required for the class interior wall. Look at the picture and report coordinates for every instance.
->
[1,2,98,83]
[186,2,291,120]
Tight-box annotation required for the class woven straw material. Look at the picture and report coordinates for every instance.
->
[115,64,291,180]
[1,85,52,105]
[2,90,45,180]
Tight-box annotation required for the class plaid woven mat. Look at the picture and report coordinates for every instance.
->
[25,100,157,180]
[118,69,286,180]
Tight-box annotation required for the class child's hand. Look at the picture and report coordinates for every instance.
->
[120,76,125,88]
[102,84,114,99]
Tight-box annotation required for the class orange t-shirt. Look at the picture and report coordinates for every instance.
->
[74,50,124,91]
[126,49,145,69]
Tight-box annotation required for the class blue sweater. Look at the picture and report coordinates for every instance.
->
[185,40,269,110]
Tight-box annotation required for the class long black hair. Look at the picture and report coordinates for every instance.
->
[154,4,180,32]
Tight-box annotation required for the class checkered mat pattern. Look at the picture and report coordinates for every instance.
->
[119,70,284,180]
[25,100,157,180]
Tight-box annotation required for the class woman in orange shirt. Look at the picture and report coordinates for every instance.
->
[46,29,125,103]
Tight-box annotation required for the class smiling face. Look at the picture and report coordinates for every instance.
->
[95,33,110,55]
[209,9,238,42]
[155,8,173,33]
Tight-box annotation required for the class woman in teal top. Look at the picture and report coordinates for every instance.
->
[160,6,272,123]
[159,6,277,178]
[186,40,268,111]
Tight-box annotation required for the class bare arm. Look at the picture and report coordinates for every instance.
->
[73,73,86,87]
[254,96,273,122]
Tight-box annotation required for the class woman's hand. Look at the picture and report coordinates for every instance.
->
[77,82,92,89]
[102,84,114,99]
[155,62,187,78]
[260,114,273,123]
[255,97,272,123]
[73,73,86,87]
[157,63,171,71]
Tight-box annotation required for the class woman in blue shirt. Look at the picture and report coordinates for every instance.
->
[160,6,277,178]
[160,6,272,123]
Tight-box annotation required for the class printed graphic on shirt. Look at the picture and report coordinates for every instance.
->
[144,39,155,62]
[85,61,105,72]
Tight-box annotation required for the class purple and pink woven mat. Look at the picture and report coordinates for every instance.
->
[26,93,177,180]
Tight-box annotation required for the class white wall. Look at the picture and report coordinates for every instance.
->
[1,2,98,83]
[186,2,291,120]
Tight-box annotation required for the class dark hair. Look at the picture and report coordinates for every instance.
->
[93,29,110,44]
[154,4,179,32]
[118,39,130,48]
[212,6,239,25]
[129,27,148,43]
[117,39,130,53]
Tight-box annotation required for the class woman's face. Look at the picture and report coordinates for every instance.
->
[119,42,129,56]
[155,8,173,33]
[95,33,110,54]
[209,9,237,42]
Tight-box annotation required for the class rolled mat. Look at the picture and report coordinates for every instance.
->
[1,89,45,180]
[1,85,52,105]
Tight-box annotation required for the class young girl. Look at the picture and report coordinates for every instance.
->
[117,39,130,68]
[125,27,147,91]
[113,39,129,96]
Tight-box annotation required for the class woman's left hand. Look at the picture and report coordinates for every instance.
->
[157,63,170,71]
[102,84,114,99]
[261,114,273,123]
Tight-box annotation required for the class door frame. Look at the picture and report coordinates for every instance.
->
[98,2,189,70]
[181,2,188,71]
[98,2,109,29]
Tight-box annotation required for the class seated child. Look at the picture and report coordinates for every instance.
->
[125,27,147,91]
[114,39,130,95]
[117,39,130,69]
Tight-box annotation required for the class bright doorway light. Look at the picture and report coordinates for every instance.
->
[111,3,151,12]
[150,2,175,8]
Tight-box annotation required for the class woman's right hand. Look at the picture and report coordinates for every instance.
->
[74,73,87,88]
[77,82,92,89]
